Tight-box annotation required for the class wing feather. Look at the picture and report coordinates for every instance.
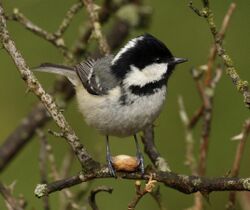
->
[74,59,105,95]
[36,56,120,96]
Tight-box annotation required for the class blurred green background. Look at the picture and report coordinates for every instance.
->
[0,0,250,209]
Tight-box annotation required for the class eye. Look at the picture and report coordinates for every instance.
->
[155,58,161,63]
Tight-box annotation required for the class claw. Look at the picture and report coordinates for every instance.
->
[107,155,116,177]
[137,153,145,174]
[106,136,116,177]
[105,135,144,176]
[134,134,144,174]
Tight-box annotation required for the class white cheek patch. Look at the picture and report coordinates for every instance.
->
[123,64,168,87]
[142,63,167,81]
[112,36,144,65]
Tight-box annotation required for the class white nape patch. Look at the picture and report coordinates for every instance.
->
[111,36,144,65]
[123,63,168,88]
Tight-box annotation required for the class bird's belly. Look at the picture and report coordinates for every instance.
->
[76,86,166,137]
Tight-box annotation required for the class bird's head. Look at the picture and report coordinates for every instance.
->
[111,34,187,87]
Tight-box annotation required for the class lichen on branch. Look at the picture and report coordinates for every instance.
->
[189,1,250,109]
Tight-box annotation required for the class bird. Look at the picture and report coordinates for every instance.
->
[34,33,187,176]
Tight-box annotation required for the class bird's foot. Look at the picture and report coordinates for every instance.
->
[107,155,116,177]
[136,153,144,174]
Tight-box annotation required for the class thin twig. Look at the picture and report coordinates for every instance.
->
[6,1,84,62]
[239,192,250,210]
[72,0,120,57]
[128,176,157,210]
[178,96,197,175]
[149,186,167,210]
[55,2,83,37]
[189,193,203,210]
[60,150,75,179]
[198,67,222,175]
[226,119,250,210]
[189,67,222,210]
[42,135,80,210]
[188,105,204,129]
[81,0,110,55]
[7,9,58,43]
[48,129,64,138]
[7,9,72,61]
[0,182,24,210]
[0,103,49,172]
[189,3,237,208]
[0,4,100,171]
[37,129,50,210]
[88,186,113,210]
[141,125,170,172]
[189,1,250,108]
[205,3,236,85]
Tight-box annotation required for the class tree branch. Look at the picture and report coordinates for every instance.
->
[149,186,167,210]
[0,0,150,174]
[205,2,236,85]
[37,129,50,210]
[81,0,110,55]
[141,125,170,172]
[178,96,197,175]
[54,2,83,38]
[0,182,25,210]
[41,131,81,210]
[6,2,84,62]
[0,103,49,172]
[239,192,250,210]
[189,1,250,108]
[34,167,250,198]
[0,3,100,171]
[128,176,157,210]
[226,119,250,209]
[187,3,237,208]
[188,105,204,129]
[88,186,113,210]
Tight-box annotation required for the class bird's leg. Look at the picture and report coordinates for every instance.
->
[106,136,116,177]
[134,134,144,174]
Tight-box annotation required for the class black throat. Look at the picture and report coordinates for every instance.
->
[129,77,167,96]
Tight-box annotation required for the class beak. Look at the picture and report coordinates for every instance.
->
[173,57,188,65]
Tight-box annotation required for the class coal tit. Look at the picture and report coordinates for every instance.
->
[35,33,187,176]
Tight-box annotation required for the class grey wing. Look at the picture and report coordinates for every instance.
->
[74,55,120,95]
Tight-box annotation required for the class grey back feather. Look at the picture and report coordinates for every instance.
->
[93,55,120,90]
[75,55,120,95]
[34,56,120,95]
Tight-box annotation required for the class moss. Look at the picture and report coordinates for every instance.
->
[242,178,250,190]
[227,180,236,186]
[226,67,236,77]
[192,178,202,187]
[225,67,249,93]
[34,184,48,198]
[178,175,190,182]
[79,172,85,181]
[156,157,171,172]
[200,8,209,17]
[237,80,249,92]
[222,55,234,67]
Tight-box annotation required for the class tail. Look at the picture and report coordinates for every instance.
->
[33,63,79,86]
